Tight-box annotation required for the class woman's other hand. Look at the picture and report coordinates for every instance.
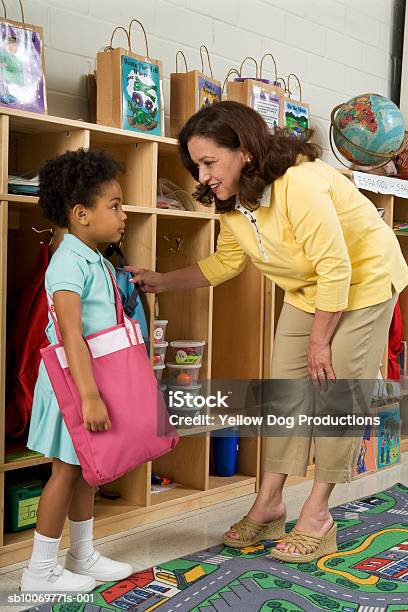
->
[307,339,336,392]
[124,267,167,294]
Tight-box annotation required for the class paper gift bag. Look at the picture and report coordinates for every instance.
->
[283,73,310,138]
[0,0,46,113]
[97,20,164,136]
[170,46,221,138]
[226,55,284,131]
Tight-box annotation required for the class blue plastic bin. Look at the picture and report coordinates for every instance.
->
[212,428,239,476]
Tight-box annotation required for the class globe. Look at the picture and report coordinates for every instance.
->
[331,93,405,166]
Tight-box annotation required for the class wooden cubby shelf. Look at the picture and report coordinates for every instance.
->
[0,108,262,567]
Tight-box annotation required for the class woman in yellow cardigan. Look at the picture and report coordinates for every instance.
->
[127,101,408,562]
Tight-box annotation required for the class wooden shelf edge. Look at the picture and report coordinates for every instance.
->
[0,107,178,149]
[1,455,52,472]
[1,195,218,220]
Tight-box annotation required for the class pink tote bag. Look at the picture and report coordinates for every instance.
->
[41,268,178,486]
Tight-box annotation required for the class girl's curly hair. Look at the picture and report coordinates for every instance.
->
[38,148,123,227]
[178,100,321,213]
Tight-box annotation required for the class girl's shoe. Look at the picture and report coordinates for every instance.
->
[222,514,286,548]
[21,564,96,592]
[270,522,337,563]
[65,550,133,581]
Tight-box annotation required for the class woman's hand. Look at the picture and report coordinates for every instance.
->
[307,339,336,391]
[124,267,167,294]
[82,396,112,432]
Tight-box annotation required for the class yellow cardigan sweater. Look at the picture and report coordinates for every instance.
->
[198,159,408,313]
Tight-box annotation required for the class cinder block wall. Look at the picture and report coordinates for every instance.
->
[12,0,393,161]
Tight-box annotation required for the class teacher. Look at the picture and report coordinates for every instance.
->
[127,101,408,562]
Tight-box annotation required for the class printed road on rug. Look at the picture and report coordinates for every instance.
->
[27,482,408,612]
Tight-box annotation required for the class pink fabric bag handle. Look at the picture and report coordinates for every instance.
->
[46,260,140,347]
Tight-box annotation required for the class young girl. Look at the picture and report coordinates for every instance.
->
[22,149,133,592]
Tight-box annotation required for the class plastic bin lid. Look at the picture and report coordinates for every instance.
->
[167,384,202,391]
[154,320,168,325]
[170,340,206,347]
[154,342,169,348]
[166,362,202,369]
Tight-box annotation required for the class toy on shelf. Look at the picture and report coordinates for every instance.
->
[166,363,201,386]
[170,340,205,365]
[6,480,43,532]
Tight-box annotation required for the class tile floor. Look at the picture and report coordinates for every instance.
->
[0,453,406,610]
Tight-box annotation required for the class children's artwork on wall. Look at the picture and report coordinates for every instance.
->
[354,418,376,477]
[251,87,282,131]
[284,100,309,138]
[376,404,401,469]
[0,21,46,113]
[122,56,162,135]
[197,76,221,109]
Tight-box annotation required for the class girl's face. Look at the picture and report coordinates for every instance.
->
[187,136,247,201]
[72,179,127,248]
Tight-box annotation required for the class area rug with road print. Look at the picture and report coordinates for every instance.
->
[27,482,408,612]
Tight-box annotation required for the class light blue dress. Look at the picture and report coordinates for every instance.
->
[27,234,117,465]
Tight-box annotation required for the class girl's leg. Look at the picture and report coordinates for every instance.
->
[36,458,82,538]
[64,475,133,581]
[22,460,96,592]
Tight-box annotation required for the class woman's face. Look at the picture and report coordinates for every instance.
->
[188,136,247,200]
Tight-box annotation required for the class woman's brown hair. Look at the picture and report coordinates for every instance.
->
[178,100,321,213]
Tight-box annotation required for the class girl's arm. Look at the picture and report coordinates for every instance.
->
[53,290,111,432]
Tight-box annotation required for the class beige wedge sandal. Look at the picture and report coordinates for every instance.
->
[222,515,286,548]
[270,522,337,563]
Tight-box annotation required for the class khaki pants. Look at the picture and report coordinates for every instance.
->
[263,294,398,483]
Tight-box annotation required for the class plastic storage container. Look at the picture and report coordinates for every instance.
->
[153,364,165,382]
[154,320,168,343]
[153,341,168,365]
[212,428,239,477]
[5,479,43,532]
[170,340,205,365]
[166,384,202,418]
[166,363,201,386]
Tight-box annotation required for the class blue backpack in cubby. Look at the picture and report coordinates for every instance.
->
[104,244,149,351]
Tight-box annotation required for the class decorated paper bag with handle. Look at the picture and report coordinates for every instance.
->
[226,54,284,131]
[170,45,221,137]
[97,19,164,136]
[283,73,310,138]
[0,0,46,113]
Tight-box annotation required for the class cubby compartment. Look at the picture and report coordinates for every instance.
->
[151,435,209,504]
[3,464,51,547]
[97,463,151,512]
[90,129,157,207]
[156,217,213,379]
[209,432,259,492]
[360,190,393,225]
[157,146,213,214]
[8,128,89,191]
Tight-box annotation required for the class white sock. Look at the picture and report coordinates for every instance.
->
[69,517,95,560]
[27,531,60,576]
